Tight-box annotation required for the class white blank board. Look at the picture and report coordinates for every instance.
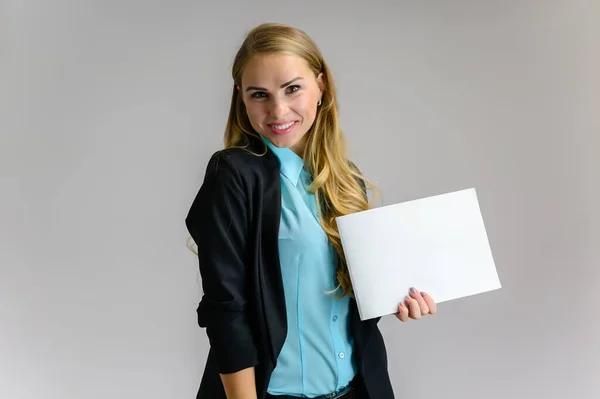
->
[336,188,501,321]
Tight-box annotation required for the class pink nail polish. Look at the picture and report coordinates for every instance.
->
[420,291,427,297]
[410,287,416,294]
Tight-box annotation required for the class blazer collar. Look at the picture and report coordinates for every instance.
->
[260,135,304,186]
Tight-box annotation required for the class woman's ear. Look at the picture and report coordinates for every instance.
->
[316,72,325,96]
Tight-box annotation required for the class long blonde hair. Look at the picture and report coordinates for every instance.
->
[190,23,378,300]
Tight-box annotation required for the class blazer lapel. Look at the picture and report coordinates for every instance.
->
[349,297,375,361]
[259,151,288,366]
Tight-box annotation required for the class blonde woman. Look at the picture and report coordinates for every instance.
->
[185,23,437,399]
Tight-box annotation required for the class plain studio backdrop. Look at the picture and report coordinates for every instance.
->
[1,1,598,398]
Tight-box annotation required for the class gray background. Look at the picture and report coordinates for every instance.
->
[1,0,598,398]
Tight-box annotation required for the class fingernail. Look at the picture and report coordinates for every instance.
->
[410,287,416,294]
[420,291,427,297]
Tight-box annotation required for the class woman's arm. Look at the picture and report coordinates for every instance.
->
[186,151,260,388]
[221,367,258,399]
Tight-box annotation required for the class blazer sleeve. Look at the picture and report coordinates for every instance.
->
[185,151,259,374]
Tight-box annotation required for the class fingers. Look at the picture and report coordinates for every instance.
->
[404,295,422,319]
[396,287,438,322]
[395,301,409,322]
[421,291,437,314]
[409,287,429,315]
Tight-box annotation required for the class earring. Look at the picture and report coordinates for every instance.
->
[317,99,322,106]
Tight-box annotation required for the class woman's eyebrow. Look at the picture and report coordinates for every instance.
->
[245,77,304,92]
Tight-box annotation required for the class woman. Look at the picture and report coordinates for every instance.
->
[185,23,437,399]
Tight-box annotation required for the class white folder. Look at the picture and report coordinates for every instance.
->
[336,188,501,321]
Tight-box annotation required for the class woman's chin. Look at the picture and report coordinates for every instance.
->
[267,134,294,148]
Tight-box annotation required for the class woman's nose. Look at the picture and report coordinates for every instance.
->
[269,97,289,118]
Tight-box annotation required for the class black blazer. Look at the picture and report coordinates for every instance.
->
[185,138,395,399]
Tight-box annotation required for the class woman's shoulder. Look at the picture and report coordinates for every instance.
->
[205,144,276,181]
[211,146,264,164]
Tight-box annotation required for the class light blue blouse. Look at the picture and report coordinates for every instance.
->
[262,136,357,397]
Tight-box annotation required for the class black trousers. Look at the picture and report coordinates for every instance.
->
[266,390,360,399]
[265,374,367,399]
[266,388,361,399]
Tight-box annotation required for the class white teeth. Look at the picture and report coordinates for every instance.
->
[273,122,294,130]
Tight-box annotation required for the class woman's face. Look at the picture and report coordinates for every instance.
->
[238,53,324,156]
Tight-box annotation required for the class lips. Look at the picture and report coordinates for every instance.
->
[268,120,298,135]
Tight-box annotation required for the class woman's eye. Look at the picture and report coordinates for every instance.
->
[250,85,300,100]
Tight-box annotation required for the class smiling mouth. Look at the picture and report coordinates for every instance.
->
[269,121,298,135]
